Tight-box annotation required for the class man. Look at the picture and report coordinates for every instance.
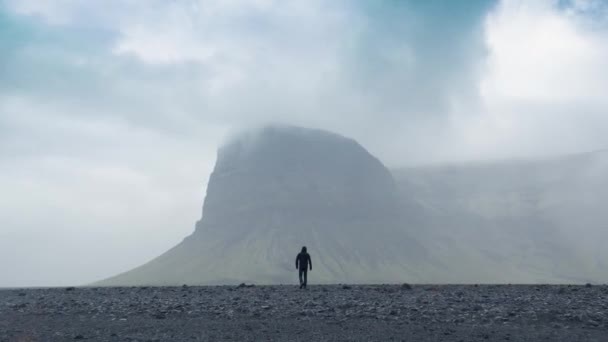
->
[295,246,312,289]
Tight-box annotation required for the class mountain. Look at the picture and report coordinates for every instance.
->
[98,126,608,286]
[98,126,432,286]
[392,150,608,283]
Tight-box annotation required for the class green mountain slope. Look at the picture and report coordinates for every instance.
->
[98,126,431,286]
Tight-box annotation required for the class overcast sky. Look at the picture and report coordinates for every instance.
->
[1,0,608,287]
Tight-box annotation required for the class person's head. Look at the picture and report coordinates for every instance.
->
[301,246,307,253]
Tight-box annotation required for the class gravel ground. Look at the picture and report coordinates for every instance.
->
[1,284,607,341]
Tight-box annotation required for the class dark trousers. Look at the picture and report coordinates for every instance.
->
[298,268,308,288]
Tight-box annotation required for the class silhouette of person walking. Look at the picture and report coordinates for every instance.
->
[296,246,312,289]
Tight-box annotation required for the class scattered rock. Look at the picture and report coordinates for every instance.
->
[401,283,413,290]
[3,285,607,341]
[65,287,76,291]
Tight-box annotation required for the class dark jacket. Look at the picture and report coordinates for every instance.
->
[296,252,312,270]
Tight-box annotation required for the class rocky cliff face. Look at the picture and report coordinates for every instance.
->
[99,126,429,286]
[198,126,401,235]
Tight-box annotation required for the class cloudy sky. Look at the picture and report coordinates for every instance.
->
[1,0,608,286]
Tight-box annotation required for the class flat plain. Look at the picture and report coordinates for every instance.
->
[1,284,607,341]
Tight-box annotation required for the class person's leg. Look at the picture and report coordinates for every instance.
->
[303,269,308,288]
[298,269,303,288]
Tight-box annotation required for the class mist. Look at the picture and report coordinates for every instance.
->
[1,0,608,286]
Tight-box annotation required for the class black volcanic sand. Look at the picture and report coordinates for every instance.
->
[1,285,607,341]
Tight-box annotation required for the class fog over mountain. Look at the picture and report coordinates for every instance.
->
[100,126,608,285]
[394,149,608,283]
[99,126,427,285]
[2,0,608,286]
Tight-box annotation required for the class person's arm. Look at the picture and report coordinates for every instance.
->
[309,255,312,271]
[295,255,299,269]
